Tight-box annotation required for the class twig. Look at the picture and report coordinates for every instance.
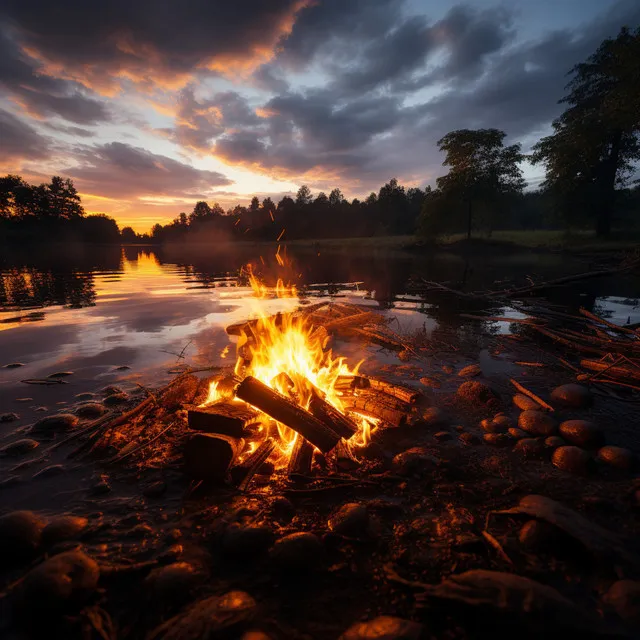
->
[105,421,177,464]
[509,378,554,412]
[481,530,513,565]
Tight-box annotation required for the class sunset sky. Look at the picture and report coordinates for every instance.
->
[1,0,639,232]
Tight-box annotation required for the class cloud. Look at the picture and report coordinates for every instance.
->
[0,107,51,162]
[0,0,311,92]
[68,142,232,200]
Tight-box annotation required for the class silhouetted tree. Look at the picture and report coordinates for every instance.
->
[121,226,138,243]
[296,185,312,206]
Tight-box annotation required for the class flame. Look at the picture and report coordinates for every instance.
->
[245,262,296,298]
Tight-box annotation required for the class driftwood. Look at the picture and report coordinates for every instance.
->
[342,395,408,427]
[183,433,243,482]
[288,436,314,477]
[580,359,640,382]
[579,308,640,337]
[235,376,341,452]
[325,311,385,334]
[186,402,259,437]
[232,437,276,490]
[308,392,358,439]
[509,379,554,412]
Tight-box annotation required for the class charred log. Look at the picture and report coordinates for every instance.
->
[235,376,341,452]
[308,392,358,439]
[186,402,259,437]
[334,439,360,471]
[288,436,314,477]
[183,433,243,482]
[231,437,276,490]
[342,395,408,427]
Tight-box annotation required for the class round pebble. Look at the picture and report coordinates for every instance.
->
[551,384,592,409]
[269,532,327,573]
[0,412,20,423]
[103,393,129,406]
[457,381,499,406]
[459,432,479,445]
[75,402,107,419]
[101,385,125,396]
[145,562,204,600]
[544,436,565,449]
[32,464,66,479]
[328,503,370,537]
[458,364,481,378]
[31,413,78,433]
[419,407,449,427]
[552,446,592,475]
[3,362,25,368]
[508,427,528,439]
[0,511,46,565]
[597,446,635,471]
[392,447,436,476]
[483,433,510,447]
[513,394,539,411]
[223,524,275,558]
[42,515,88,547]
[518,410,556,437]
[603,580,640,624]
[75,392,94,401]
[434,431,452,442]
[1,438,40,456]
[339,616,423,640]
[558,420,604,449]
[419,376,441,388]
[513,438,545,458]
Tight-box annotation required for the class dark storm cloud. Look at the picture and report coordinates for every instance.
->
[69,142,232,199]
[0,29,111,124]
[0,0,310,89]
[0,108,50,161]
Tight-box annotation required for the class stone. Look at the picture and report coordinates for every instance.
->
[269,532,327,573]
[513,438,545,458]
[392,447,437,476]
[544,436,565,449]
[101,385,125,396]
[458,364,481,378]
[481,414,512,433]
[328,503,370,537]
[434,431,452,442]
[339,616,423,640]
[552,446,592,475]
[75,402,107,419]
[1,438,40,456]
[270,497,295,521]
[419,407,449,427]
[513,393,539,411]
[419,376,441,388]
[483,433,510,447]
[41,515,88,547]
[559,420,604,449]
[508,427,528,439]
[241,632,272,640]
[75,392,94,401]
[15,551,99,615]
[458,432,479,445]
[91,479,111,495]
[143,480,167,498]
[0,510,45,565]
[103,392,129,406]
[48,371,73,378]
[223,524,275,558]
[0,412,19,423]
[457,381,499,407]
[3,362,24,368]
[551,384,592,409]
[492,414,514,430]
[32,464,65,479]
[597,446,636,471]
[603,580,640,624]
[518,410,556,437]
[518,520,563,550]
[31,413,78,433]
[15,397,33,402]
[114,365,131,371]
[145,562,204,600]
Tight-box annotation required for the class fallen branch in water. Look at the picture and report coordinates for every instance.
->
[509,378,554,412]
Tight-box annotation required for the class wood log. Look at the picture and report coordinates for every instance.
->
[580,359,640,382]
[308,392,358,439]
[367,378,421,404]
[325,311,385,334]
[235,376,341,452]
[579,307,640,338]
[334,439,360,471]
[226,311,287,337]
[231,437,276,490]
[186,402,259,437]
[342,396,408,427]
[183,433,243,482]
[288,436,314,477]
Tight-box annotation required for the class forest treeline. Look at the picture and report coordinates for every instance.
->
[1,27,638,245]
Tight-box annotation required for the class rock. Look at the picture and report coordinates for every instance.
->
[3,362,24,368]
[458,432,479,445]
[91,479,111,495]
[328,503,370,537]
[513,393,539,411]
[458,364,481,378]
[15,397,33,402]
[1,438,40,456]
[75,392,94,401]
[114,365,131,371]
[603,580,640,624]
[508,427,528,439]
[41,516,88,547]
[270,497,295,521]
[0,511,45,565]
[35,406,47,412]
[513,438,545,458]
[518,410,556,437]
[551,384,592,409]
[544,436,565,449]
[518,520,563,550]
[420,376,441,388]
[457,381,499,407]
[242,632,272,640]
[31,413,78,433]
[552,446,592,475]
[143,480,167,498]
[434,431,452,442]
[481,414,513,433]
[223,524,275,558]
[0,412,19,423]
[419,407,449,427]
[483,433,510,447]
[559,420,604,449]
[48,371,74,378]
[75,402,107,419]
[101,385,124,396]
[392,447,437,476]
[597,446,636,471]
[32,464,65,479]
[339,616,423,640]
[145,562,204,601]
[103,392,129,406]
[269,532,327,573]
[148,591,256,639]
[15,551,99,615]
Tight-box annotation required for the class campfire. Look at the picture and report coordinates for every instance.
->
[183,291,423,488]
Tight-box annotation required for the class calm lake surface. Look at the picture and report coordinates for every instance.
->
[1,242,639,427]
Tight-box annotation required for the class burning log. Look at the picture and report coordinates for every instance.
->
[226,311,289,337]
[186,402,259,437]
[235,376,341,452]
[342,395,408,427]
[183,433,243,482]
[231,437,276,490]
[288,436,314,477]
[366,378,421,404]
[308,392,358,439]
[334,439,360,471]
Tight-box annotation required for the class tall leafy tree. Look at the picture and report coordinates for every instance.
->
[295,185,312,206]
[189,201,212,224]
[46,176,84,219]
[435,129,525,239]
[532,27,640,236]
[328,188,345,207]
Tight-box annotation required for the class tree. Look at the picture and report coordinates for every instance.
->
[249,196,260,213]
[532,27,640,236]
[261,197,276,220]
[121,226,137,243]
[435,129,525,239]
[46,176,84,219]
[295,185,312,206]
[314,192,328,207]
[189,201,212,224]
[329,188,344,206]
